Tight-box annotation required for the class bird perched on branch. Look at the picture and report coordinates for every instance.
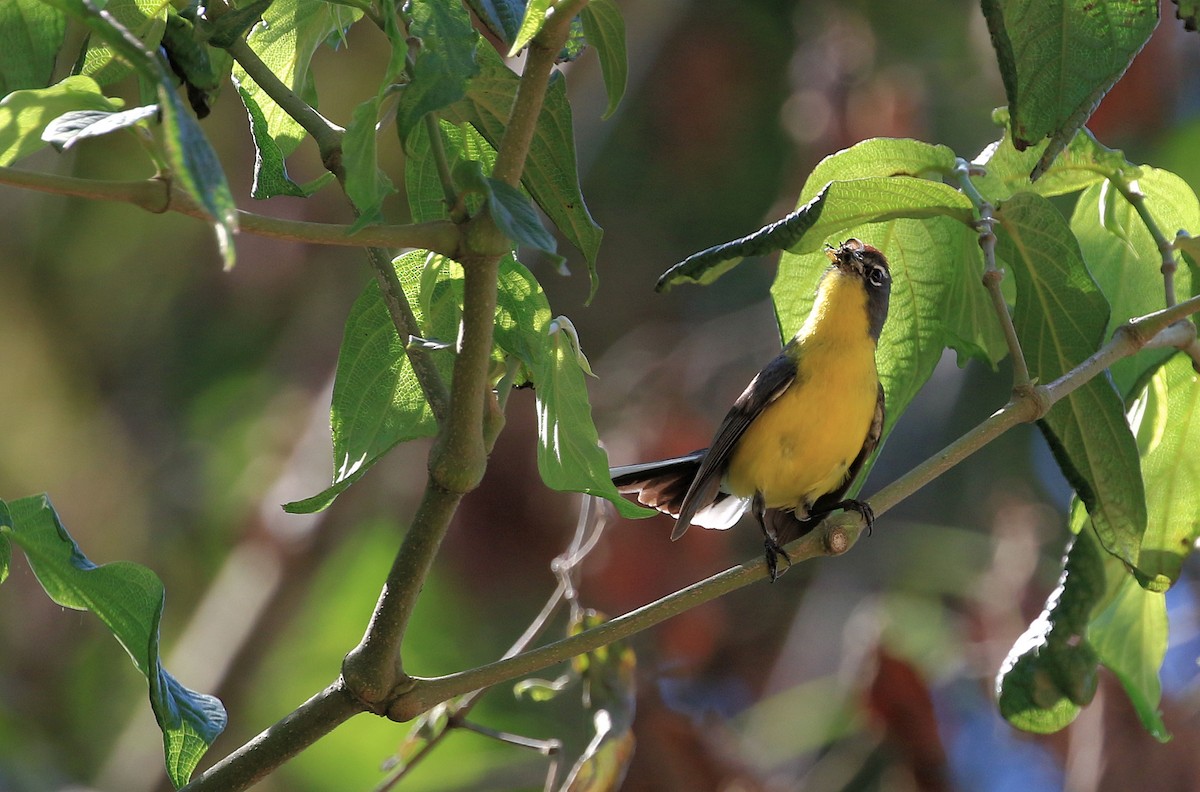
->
[612,239,892,581]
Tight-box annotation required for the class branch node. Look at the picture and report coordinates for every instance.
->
[822,525,852,556]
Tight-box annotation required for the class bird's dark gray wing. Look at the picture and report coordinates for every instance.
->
[672,346,800,540]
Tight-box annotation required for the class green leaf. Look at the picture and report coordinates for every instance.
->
[233,0,361,158]
[41,104,158,150]
[997,525,1104,733]
[235,81,313,199]
[199,0,273,49]
[0,495,226,786]
[395,0,479,148]
[1128,355,1200,587]
[1072,169,1199,397]
[535,319,655,519]
[1088,551,1169,739]
[660,176,973,291]
[981,0,1159,179]
[972,109,1136,201]
[0,74,118,165]
[465,0,524,47]
[444,46,603,281]
[285,250,448,514]
[77,0,168,85]
[494,256,552,385]
[508,0,552,55]
[580,0,627,120]
[659,138,964,290]
[0,0,65,94]
[997,191,1146,566]
[343,96,396,229]
[158,83,238,269]
[486,176,560,260]
[405,118,496,222]
[1175,0,1200,30]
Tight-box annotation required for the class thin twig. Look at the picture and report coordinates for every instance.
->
[1112,174,1179,308]
[0,164,462,254]
[953,158,1032,390]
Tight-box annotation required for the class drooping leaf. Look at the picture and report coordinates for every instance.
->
[660,138,965,291]
[1070,169,1200,398]
[534,319,655,519]
[579,0,627,120]
[233,0,362,158]
[0,74,118,165]
[0,0,65,94]
[235,80,314,199]
[996,524,1104,733]
[660,177,973,290]
[0,495,226,787]
[41,104,158,150]
[285,250,449,514]
[395,0,479,148]
[981,0,1159,179]
[343,96,396,230]
[997,191,1146,567]
[444,46,603,282]
[161,6,221,118]
[158,83,238,268]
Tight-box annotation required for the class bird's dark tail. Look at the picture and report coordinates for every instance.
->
[611,452,747,531]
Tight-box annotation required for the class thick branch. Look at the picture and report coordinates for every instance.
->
[182,681,362,792]
[383,292,1200,717]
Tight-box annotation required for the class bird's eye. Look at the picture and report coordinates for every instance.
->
[868,266,887,287]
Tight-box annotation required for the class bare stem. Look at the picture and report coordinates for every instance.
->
[1112,174,1179,308]
[954,158,1031,390]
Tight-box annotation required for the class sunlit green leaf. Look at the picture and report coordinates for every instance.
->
[508,0,551,55]
[284,250,449,514]
[0,495,226,786]
[235,81,313,199]
[997,191,1146,567]
[981,0,1159,178]
[0,0,65,94]
[1176,0,1200,30]
[234,0,361,157]
[972,109,1136,201]
[534,319,653,519]
[1129,355,1200,586]
[1089,551,1169,739]
[0,74,118,165]
[1072,169,1199,397]
[580,0,627,120]
[78,0,168,85]
[343,96,396,230]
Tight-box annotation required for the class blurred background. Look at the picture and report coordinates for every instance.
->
[3,0,1200,790]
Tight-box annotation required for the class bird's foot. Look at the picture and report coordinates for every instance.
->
[840,499,875,535]
[764,539,792,582]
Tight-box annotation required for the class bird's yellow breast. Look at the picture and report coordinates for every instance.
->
[725,270,879,512]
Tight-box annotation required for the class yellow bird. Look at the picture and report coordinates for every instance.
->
[612,239,891,580]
